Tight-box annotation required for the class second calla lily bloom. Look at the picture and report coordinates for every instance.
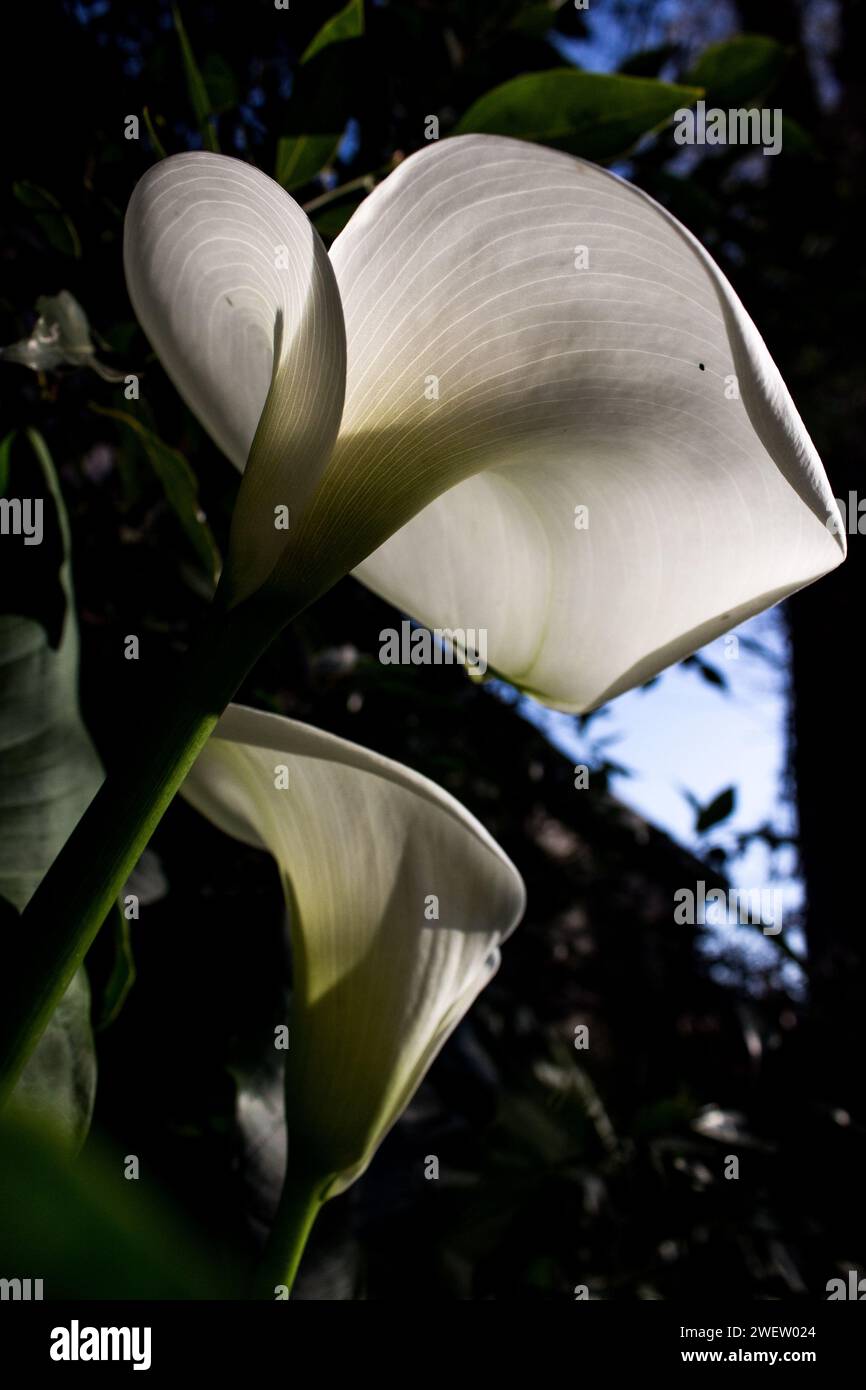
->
[124,134,844,712]
[181,704,525,1197]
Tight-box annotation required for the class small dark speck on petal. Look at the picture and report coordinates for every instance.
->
[698,362,705,370]
[226,296,234,307]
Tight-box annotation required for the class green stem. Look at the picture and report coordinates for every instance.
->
[301,173,377,215]
[256,1167,326,1299]
[0,595,287,1108]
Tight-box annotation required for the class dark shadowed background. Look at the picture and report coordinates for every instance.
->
[0,0,863,1300]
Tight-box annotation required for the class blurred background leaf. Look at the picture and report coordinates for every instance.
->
[686,34,788,108]
[454,71,702,160]
[275,0,365,188]
[0,430,102,1150]
[695,787,736,835]
[12,181,81,259]
[0,1112,228,1298]
[301,0,364,63]
[91,404,221,587]
[172,2,220,152]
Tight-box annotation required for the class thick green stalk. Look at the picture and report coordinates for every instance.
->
[255,1165,327,1299]
[0,595,287,1108]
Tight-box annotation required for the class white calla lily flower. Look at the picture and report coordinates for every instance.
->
[124,155,346,603]
[181,704,525,1196]
[125,135,844,711]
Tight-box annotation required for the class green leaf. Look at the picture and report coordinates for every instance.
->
[12,179,62,212]
[0,429,102,1148]
[143,105,168,160]
[0,1113,227,1298]
[8,967,96,1153]
[695,786,736,834]
[172,2,219,152]
[687,35,787,109]
[274,0,364,188]
[301,0,364,63]
[202,52,239,113]
[276,132,342,190]
[453,71,703,161]
[91,404,221,584]
[508,3,561,40]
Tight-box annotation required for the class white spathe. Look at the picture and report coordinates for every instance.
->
[335,137,845,708]
[124,136,844,712]
[124,154,346,603]
[181,704,525,1196]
